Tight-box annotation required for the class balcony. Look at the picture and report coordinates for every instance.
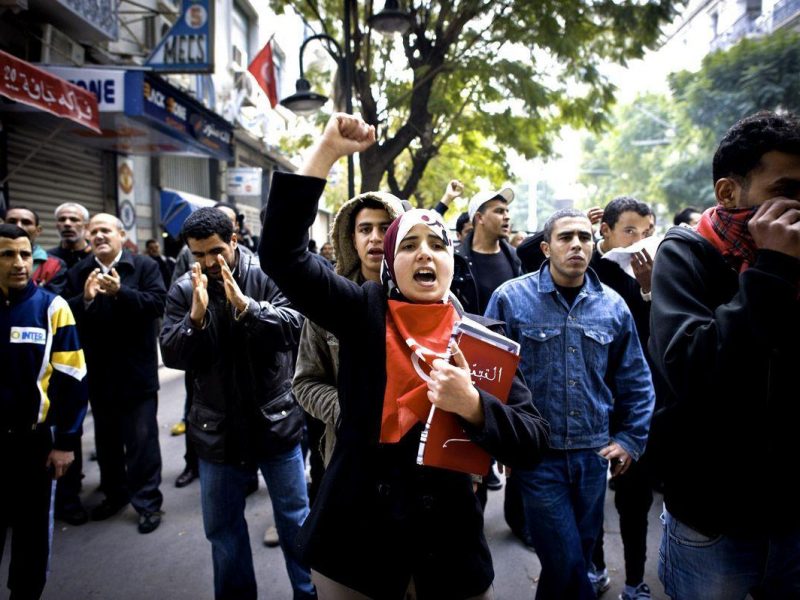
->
[709,13,762,51]
[772,0,800,29]
[27,0,118,42]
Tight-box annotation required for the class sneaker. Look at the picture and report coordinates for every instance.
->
[588,566,611,597]
[170,421,186,436]
[263,525,280,547]
[619,583,651,600]
[485,465,503,491]
[138,511,162,534]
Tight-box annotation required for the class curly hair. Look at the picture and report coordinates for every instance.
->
[712,111,800,184]
[181,207,234,243]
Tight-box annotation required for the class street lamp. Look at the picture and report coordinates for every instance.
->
[280,2,412,198]
[369,0,413,35]
[280,32,355,198]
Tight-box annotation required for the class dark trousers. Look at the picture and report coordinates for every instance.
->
[91,393,163,514]
[0,428,55,600]
[592,457,654,585]
[183,372,197,471]
[304,414,325,506]
[54,437,83,511]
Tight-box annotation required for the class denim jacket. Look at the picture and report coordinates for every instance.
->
[486,263,654,460]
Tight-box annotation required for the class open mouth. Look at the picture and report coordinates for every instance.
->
[413,268,437,285]
[367,248,384,259]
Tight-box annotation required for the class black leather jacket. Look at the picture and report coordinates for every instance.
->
[160,250,304,463]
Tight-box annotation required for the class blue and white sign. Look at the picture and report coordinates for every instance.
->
[42,67,125,111]
[227,167,262,196]
[146,0,214,73]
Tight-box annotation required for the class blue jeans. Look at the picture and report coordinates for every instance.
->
[517,449,608,600]
[199,444,315,600]
[659,509,800,599]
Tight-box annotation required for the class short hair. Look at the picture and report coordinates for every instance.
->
[673,207,701,226]
[602,196,652,229]
[542,208,590,242]
[7,205,40,226]
[712,111,800,184]
[471,197,508,226]
[181,207,234,243]
[455,212,470,235]
[0,223,31,241]
[349,198,389,236]
[54,202,89,221]
[145,239,158,246]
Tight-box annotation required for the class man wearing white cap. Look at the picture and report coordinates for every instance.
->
[450,186,522,502]
[451,187,522,316]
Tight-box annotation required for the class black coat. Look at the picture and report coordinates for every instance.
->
[159,250,304,464]
[451,230,523,316]
[649,226,800,536]
[260,172,549,600]
[65,250,166,399]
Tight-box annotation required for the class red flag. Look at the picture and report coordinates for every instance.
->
[248,41,278,108]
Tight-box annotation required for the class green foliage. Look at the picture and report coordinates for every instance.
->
[580,29,800,216]
[271,0,679,197]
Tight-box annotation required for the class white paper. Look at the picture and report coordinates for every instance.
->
[601,235,662,277]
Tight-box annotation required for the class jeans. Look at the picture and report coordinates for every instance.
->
[659,509,800,599]
[199,444,315,600]
[517,449,607,600]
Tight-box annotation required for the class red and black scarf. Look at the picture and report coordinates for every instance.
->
[695,205,759,272]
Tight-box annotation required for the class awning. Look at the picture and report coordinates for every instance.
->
[160,188,216,238]
[2,67,233,160]
[0,50,100,133]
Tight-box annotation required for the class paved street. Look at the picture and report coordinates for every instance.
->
[2,366,667,600]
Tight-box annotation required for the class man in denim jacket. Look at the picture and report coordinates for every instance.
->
[486,208,654,599]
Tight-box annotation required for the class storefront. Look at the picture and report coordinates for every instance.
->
[2,65,233,250]
[0,50,103,248]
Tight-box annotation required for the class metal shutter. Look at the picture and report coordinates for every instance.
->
[6,122,107,249]
[160,156,211,198]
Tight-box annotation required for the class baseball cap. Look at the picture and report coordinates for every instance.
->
[467,187,514,220]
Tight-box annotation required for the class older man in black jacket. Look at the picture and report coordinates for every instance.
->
[160,207,314,600]
[65,213,166,534]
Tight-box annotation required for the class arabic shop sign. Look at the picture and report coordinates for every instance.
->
[0,50,100,133]
[125,71,232,160]
[145,0,214,73]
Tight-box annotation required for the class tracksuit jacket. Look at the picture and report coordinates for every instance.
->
[1,281,87,450]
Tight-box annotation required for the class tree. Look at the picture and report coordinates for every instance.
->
[273,0,678,203]
[580,29,800,215]
[665,28,800,207]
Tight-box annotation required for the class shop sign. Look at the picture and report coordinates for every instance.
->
[43,67,125,112]
[146,0,214,73]
[0,50,100,132]
[125,71,233,160]
[227,167,262,196]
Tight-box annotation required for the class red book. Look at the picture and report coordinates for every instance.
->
[416,319,521,476]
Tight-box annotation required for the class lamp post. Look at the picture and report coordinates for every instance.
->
[280,1,412,198]
[280,32,355,198]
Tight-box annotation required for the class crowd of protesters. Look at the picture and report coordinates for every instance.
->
[2,108,799,600]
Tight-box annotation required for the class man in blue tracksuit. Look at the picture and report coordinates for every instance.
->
[0,223,88,599]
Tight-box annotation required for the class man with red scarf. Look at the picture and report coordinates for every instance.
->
[649,111,800,597]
